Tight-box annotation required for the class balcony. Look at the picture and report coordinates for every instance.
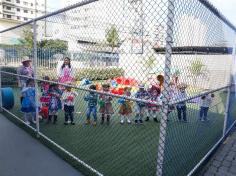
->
[3,8,15,15]
[2,0,15,6]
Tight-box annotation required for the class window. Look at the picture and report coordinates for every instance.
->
[23,1,28,5]
[17,16,20,20]
[24,17,28,21]
[24,9,28,13]
[6,0,11,2]
[6,6,11,10]
[31,11,33,14]
[6,15,11,19]
[16,0,20,3]
[31,3,33,6]
[17,8,20,12]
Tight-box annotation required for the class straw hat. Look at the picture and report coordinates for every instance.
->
[21,56,31,63]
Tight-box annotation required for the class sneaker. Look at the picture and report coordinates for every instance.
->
[127,119,131,124]
[153,118,158,122]
[145,117,150,122]
[71,122,75,125]
[201,119,204,122]
[25,121,30,125]
[32,120,36,124]
[120,120,124,124]
[85,119,91,125]
[92,122,97,126]
[205,118,210,121]
[135,120,138,124]
[139,119,143,124]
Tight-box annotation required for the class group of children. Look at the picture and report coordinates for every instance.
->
[20,77,215,126]
[21,78,78,125]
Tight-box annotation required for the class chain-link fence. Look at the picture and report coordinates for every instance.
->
[0,0,236,175]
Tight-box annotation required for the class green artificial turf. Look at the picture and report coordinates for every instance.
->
[3,87,229,176]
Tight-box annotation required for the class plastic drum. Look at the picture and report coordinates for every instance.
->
[1,87,14,109]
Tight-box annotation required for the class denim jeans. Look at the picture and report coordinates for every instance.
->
[176,105,187,121]
[200,107,209,120]
[86,106,97,121]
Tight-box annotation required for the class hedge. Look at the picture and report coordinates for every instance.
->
[1,67,18,86]
[1,67,125,86]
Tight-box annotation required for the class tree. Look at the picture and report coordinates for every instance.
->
[38,39,68,50]
[189,60,209,87]
[18,29,34,49]
[143,55,156,82]
[105,25,119,52]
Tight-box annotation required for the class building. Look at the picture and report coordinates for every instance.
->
[0,0,46,45]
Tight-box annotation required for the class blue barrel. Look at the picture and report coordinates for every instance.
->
[1,87,14,109]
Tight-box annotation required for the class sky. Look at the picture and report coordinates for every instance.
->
[210,0,236,26]
[46,0,236,26]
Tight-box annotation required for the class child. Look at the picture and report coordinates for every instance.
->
[199,93,214,121]
[135,84,149,124]
[99,84,114,124]
[41,76,50,93]
[21,79,36,125]
[39,76,50,119]
[118,87,133,124]
[175,83,188,122]
[84,85,98,126]
[62,85,78,125]
[47,83,62,124]
[145,85,162,122]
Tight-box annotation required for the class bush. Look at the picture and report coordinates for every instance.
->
[0,66,124,86]
[1,66,18,86]
[76,68,124,81]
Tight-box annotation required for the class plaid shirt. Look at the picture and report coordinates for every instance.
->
[135,90,149,107]
[84,93,98,107]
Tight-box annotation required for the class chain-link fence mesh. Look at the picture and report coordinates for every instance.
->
[0,0,236,176]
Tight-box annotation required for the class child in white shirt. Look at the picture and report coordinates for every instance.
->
[62,86,78,125]
[199,94,214,121]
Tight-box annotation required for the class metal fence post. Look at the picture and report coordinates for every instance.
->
[0,66,2,112]
[33,20,40,137]
[156,0,175,175]
[223,86,231,136]
[223,35,236,135]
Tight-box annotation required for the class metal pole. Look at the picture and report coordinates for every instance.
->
[156,0,175,175]
[0,66,2,112]
[223,35,236,135]
[223,87,230,136]
[33,20,40,137]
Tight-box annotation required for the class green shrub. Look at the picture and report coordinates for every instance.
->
[0,66,124,86]
[76,67,124,81]
[1,66,18,86]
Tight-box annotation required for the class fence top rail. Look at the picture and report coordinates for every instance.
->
[0,0,98,34]
[0,0,235,35]
[199,0,236,32]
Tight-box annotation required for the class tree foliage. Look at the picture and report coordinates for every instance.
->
[105,25,119,51]
[19,29,68,51]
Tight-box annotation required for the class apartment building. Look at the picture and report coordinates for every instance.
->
[0,0,46,44]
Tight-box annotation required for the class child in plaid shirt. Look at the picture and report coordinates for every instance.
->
[84,85,98,126]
